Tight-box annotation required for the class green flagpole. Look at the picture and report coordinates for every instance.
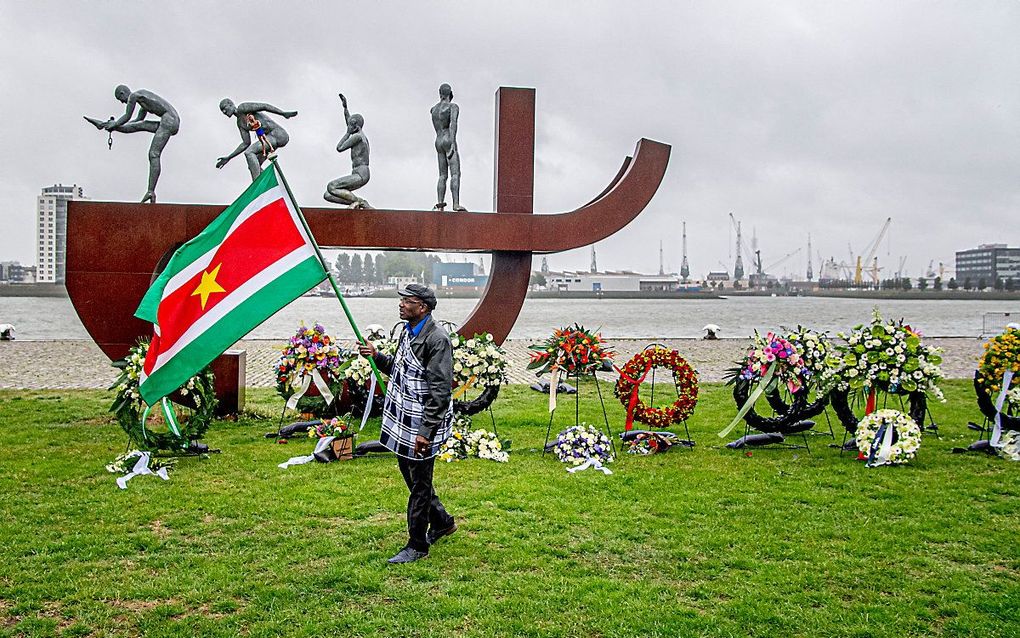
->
[268,156,387,394]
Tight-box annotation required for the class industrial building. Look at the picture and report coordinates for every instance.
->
[955,244,1020,287]
[433,261,489,292]
[546,271,679,292]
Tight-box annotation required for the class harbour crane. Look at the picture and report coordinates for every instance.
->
[728,213,757,281]
[853,217,892,286]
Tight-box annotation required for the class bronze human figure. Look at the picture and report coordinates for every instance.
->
[324,93,371,209]
[216,99,297,180]
[431,84,465,211]
[84,85,180,203]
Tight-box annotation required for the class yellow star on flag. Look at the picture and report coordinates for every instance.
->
[191,263,226,310]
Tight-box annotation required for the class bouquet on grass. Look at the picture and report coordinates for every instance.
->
[438,414,510,463]
[626,432,673,455]
[106,450,177,475]
[554,423,614,467]
[308,417,355,440]
[528,324,614,377]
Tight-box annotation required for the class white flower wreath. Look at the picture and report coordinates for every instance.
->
[451,332,510,389]
[855,409,922,466]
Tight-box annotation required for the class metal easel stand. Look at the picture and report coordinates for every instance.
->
[543,371,616,456]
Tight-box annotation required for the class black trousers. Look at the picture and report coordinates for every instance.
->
[397,454,454,552]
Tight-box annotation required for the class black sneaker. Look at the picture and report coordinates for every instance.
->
[426,522,457,545]
[387,546,429,564]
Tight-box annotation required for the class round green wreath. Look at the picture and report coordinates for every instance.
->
[109,340,217,450]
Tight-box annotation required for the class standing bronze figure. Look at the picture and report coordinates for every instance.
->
[431,84,465,211]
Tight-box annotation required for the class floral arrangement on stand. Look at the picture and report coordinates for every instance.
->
[626,432,673,455]
[110,339,216,451]
[451,332,510,392]
[528,324,614,377]
[828,310,944,400]
[784,326,835,391]
[438,414,509,463]
[855,409,922,466]
[274,323,350,416]
[613,347,698,430]
[976,326,1020,409]
[553,423,614,466]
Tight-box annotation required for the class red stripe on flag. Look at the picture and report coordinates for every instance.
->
[153,197,307,354]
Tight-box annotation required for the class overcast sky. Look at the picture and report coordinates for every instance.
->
[1,1,1017,280]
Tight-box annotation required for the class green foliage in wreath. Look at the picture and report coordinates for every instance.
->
[109,339,217,450]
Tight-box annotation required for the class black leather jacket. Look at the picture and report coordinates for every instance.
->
[372,315,453,439]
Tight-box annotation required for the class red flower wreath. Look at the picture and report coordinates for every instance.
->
[614,347,699,430]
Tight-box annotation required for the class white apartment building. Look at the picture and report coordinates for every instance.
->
[36,184,84,283]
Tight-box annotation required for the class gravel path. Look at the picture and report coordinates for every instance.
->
[0,337,985,390]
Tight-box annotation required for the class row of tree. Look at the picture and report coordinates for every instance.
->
[819,276,1017,291]
[333,252,443,285]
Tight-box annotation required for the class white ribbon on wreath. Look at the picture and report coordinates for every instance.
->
[116,452,170,489]
[278,435,334,468]
[992,369,1015,448]
[867,419,898,468]
[566,457,613,475]
[548,369,561,413]
[286,368,335,410]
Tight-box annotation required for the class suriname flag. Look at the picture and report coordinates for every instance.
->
[135,163,327,404]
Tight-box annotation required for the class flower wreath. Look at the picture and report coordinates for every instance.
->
[554,423,614,466]
[854,409,922,466]
[452,332,510,392]
[110,340,217,450]
[614,347,698,430]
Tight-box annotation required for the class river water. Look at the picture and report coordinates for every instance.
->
[2,295,1018,341]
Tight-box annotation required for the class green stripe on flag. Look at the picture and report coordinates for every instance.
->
[136,168,282,323]
[138,256,325,404]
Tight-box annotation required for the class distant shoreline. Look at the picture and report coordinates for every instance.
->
[4,284,1020,302]
[0,283,68,297]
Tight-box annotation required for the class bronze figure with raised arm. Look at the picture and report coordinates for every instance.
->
[216,99,298,181]
[84,85,180,203]
[324,93,371,209]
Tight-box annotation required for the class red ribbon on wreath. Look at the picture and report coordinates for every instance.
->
[614,363,652,431]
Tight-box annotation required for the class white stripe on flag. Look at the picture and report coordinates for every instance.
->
[161,186,288,300]
[146,244,318,376]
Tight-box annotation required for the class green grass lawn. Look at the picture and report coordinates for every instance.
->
[0,379,1017,637]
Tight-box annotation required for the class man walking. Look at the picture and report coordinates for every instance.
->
[358,284,456,563]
